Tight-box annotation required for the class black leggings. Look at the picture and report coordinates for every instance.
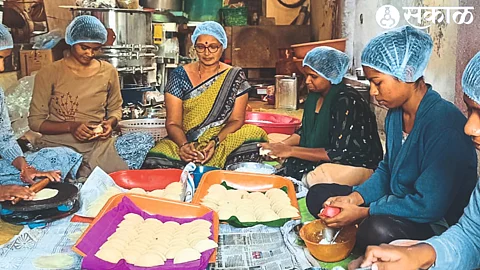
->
[306,184,435,251]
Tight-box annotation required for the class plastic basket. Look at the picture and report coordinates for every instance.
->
[118,118,167,141]
[221,7,248,26]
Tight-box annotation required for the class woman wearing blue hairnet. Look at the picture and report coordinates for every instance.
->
[307,26,477,251]
[28,15,154,176]
[0,24,82,200]
[260,47,383,187]
[348,51,480,270]
[146,21,267,168]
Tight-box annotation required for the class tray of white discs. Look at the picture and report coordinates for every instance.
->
[200,182,299,227]
[74,196,218,270]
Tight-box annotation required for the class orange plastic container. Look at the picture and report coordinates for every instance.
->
[110,168,183,191]
[73,193,219,263]
[192,170,300,219]
[71,169,184,223]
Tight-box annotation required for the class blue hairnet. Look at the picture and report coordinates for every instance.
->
[0,24,13,51]
[191,21,227,49]
[65,15,107,46]
[361,25,433,82]
[462,52,480,105]
[302,46,349,84]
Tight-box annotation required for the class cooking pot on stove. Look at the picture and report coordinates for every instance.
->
[140,0,183,11]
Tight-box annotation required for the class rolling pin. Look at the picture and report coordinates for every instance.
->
[12,178,50,205]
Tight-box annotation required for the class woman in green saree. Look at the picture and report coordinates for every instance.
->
[146,21,267,169]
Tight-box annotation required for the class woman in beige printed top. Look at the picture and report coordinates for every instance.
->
[28,15,154,177]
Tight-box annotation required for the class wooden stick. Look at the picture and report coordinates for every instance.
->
[12,178,50,205]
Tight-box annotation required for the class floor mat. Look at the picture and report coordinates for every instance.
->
[298,197,316,223]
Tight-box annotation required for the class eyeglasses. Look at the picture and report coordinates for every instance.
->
[194,44,222,53]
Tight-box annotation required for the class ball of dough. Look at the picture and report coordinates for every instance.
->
[92,124,103,135]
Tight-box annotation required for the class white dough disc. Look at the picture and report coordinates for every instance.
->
[95,247,123,263]
[33,253,75,269]
[173,248,201,264]
[193,239,218,253]
[134,252,166,267]
[148,189,165,198]
[32,188,58,201]
[207,184,227,194]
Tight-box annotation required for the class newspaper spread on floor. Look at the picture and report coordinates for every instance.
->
[0,217,87,270]
[211,220,312,270]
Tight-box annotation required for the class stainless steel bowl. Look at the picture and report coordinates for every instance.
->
[226,162,276,174]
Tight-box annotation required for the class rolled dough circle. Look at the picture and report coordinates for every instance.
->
[32,188,58,201]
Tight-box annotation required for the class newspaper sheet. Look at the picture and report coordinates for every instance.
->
[211,221,313,270]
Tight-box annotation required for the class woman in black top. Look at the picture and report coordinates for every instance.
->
[261,47,383,187]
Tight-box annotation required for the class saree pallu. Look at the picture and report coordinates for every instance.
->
[148,67,267,168]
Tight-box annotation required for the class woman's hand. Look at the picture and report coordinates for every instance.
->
[0,185,35,201]
[70,122,95,142]
[97,120,113,140]
[325,192,365,206]
[21,166,61,184]
[179,143,199,162]
[348,244,436,270]
[200,141,216,164]
[259,142,293,159]
[319,201,369,228]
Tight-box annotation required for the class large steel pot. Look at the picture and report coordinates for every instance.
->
[70,7,152,46]
[140,0,182,11]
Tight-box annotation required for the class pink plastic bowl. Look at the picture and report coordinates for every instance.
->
[245,112,301,135]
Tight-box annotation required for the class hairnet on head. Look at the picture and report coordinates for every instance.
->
[462,52,480,105]
[0,24,13,51]
[65,15,107,46]
[302,46,349,84]
[361,25,433,82]
[191,21,227,49]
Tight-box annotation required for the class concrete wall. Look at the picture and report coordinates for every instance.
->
[341,0,460,102]
[456,0,480,111]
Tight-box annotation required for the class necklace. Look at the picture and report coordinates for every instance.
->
[198,62,220,80]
